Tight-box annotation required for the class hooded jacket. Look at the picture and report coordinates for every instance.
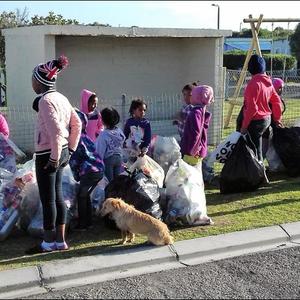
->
[69,109,104,182]
[180,105,212,158]
[80,89,103,142]
[242,74,282,129]
[0,113,9,139]
[95,127,126,160]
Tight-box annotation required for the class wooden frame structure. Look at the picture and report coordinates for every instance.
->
[224,15,300,128]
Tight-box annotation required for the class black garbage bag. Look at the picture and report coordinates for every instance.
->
[272,126,300,177]
[104,170,163,229]
[220,135,265,194]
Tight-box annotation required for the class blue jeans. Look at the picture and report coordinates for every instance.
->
[104,154,123,182]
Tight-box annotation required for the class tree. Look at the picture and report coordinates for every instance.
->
[290,23,300,62]
[0,9,112,67]
[30,11,79,25]
[0,8,29,67]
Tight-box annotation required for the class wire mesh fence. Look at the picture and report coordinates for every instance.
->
[224,68,300,130]
[225,68,300,100]
[2,68,299,155]
[1,92,225,154]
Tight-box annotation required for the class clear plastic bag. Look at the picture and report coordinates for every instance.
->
[266,139,285,172]
[129,155,165,188]
[27,202,44,238]
[62,165,79,209]
[165,159,212,226]
[18,182,41,231]
[0,134,17,174]
[152,136,182,174]
[91,176,109,212]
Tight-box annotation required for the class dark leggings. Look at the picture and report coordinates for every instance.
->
[77,172,103,227]
[35,148,69,231]
[247,117,271,162]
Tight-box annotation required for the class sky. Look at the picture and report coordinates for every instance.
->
[1,1,300,32]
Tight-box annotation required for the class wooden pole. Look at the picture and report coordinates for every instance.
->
[224,14,263,128]
[243,17,300,23]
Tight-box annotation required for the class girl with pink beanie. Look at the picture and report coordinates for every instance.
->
[180,85,214,167]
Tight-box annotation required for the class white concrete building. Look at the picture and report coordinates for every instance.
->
[2,25,231,152]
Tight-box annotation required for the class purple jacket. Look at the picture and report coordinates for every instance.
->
[180,105,212,158]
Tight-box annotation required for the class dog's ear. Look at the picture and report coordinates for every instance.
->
[111,199,122,210]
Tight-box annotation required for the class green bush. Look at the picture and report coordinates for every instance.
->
[223,51,297,70]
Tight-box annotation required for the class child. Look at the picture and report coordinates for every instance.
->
[272,78,286,113]
[180,85,214,173]
[26,55,81,255]
[95,107,125,182]
[173,83,197,139]
[262,77,286,158]
[80,89,104,142]
[124,99,151,159]
[0,112,9,139]
[69,110,104,231]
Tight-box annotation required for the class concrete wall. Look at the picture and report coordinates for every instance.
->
[4,33,56,152]
[3,26,229,152]
[55,36,217,104]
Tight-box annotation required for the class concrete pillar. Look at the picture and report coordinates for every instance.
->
[5,33,55,152]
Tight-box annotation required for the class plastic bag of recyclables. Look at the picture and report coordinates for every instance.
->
[21,164,79,237]
[0,157,35,241]
[128,154,165,188]
[91,176,109,213]
[0,132,26,174]
[151,135,182,174]
[206,131,241,165]
[164,158,213,226]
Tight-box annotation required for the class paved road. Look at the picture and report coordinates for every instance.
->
[27,246,300,299]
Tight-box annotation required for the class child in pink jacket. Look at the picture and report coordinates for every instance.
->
[0,113,9,139]
[80,89,103,142]
[27,55,82,255]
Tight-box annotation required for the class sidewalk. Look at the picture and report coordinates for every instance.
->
[0,221,299,299]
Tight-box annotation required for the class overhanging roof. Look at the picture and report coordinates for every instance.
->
[2,25,232,38]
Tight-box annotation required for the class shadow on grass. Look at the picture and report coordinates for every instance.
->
[206,175,300,206]
[209,197,299,218]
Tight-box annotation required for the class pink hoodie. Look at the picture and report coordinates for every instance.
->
[242,74,282,129]
[80,89,103,142]
[0,113,9,138]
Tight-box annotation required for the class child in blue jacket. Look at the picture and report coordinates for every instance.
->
[69,110,104,231]
[124,99,151,159]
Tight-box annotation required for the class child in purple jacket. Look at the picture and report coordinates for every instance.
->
[180,85,214,168]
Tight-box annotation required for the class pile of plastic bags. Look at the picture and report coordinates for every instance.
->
[164,159,212,226]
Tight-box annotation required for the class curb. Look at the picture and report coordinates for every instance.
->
[0,221,299,299]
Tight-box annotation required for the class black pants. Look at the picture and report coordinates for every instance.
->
[77,171,103,227]
[35,148,69,231]
[247,117,271,162]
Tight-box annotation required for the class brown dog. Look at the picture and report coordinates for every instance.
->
[100,198,174,246]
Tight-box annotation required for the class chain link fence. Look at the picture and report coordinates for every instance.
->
[224,68,300,130]
[1,92,225,154]
[4,68,298,155]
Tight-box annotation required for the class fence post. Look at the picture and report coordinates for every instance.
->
[121,94,126,126]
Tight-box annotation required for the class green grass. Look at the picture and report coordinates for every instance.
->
[0,172,299,272]
[0,99,299,272]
